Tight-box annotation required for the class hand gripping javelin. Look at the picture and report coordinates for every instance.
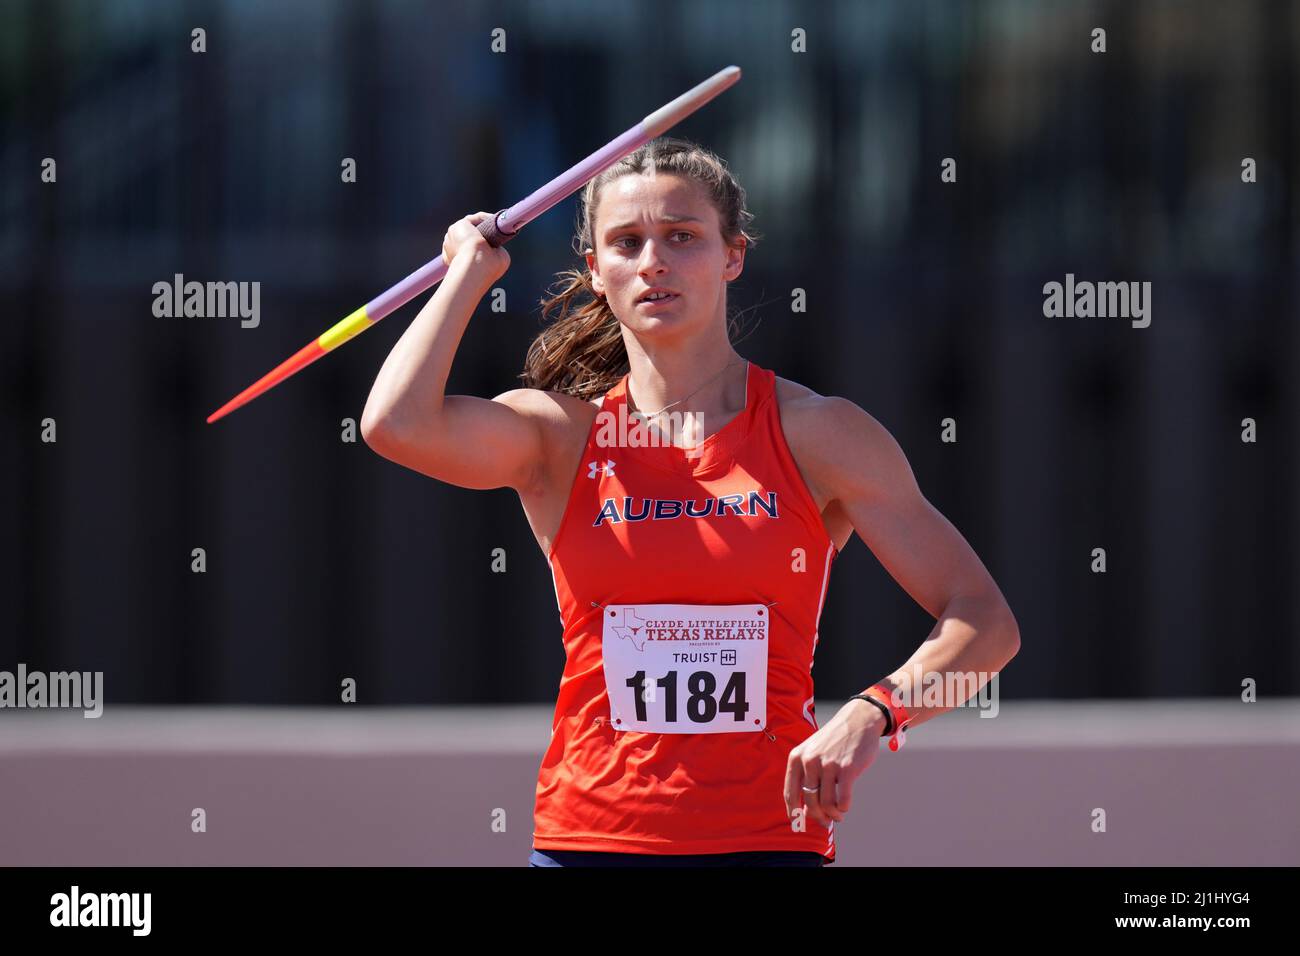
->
[206,65,742,424]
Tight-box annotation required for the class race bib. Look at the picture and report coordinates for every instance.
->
[601,603,769,733]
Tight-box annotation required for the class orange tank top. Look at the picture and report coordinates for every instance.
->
[533,360,840,860]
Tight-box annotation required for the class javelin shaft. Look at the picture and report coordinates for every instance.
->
[363,122,648,324]
[207,65,742,424]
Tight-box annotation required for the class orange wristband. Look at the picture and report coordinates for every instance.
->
[863,684,912,752]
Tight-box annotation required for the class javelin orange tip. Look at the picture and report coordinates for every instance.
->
[206,339,329,424]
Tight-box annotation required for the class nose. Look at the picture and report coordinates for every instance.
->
[636,237,669,278]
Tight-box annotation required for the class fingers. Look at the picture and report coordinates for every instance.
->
[795,753,829,826]
[818,764,845,823]
[787,752,846,827]
[444,214,495,263]
[448,213,491,237]
[802,782,825,826]
[837,773,854,815]
[783,755,802,818]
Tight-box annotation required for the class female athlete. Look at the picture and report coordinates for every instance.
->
[360,137,1020,867]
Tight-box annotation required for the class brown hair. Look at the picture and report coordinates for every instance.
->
[519,137,761,399]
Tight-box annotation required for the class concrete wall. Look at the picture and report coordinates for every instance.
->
[1,700,1295,866]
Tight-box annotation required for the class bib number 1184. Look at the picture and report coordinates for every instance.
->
[626,669,750,724]
[601,603,769,733]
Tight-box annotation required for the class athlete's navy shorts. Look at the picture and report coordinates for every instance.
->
[529,847,828,867]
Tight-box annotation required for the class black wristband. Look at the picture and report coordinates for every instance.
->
[849,694,894,735]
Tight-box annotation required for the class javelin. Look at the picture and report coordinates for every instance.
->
[205,64,742,424]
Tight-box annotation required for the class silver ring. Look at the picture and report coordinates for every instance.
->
[801,784,820,793]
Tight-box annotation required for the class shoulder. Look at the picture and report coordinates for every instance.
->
[492,386,601,423]
[491,385,605,451]
[772,375,915,504]
[492,386,604,495]
[771,374,886,451]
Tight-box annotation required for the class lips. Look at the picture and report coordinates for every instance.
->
[637,290,680,306]
[637,288,679,303]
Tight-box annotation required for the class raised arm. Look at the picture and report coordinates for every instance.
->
[360,213,546,494]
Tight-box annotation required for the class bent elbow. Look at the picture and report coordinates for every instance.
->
[360,405,399,454]
[999,611,1021,662]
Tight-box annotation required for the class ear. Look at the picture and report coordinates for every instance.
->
[586,252,605,297]
[722,237,746,283]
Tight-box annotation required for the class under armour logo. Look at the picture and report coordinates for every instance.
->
[587,459,616,478]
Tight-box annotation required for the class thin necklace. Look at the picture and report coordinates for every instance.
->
[627,358,746,422]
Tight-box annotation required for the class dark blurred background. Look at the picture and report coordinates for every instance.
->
[1,0,1295,705]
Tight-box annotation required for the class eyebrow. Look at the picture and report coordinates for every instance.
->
[603,215,706,236]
